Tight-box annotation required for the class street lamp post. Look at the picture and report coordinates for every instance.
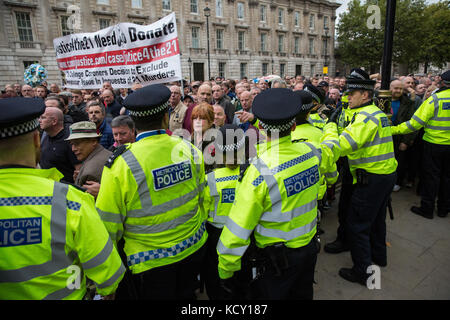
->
[271,58,274,74]
[204,5,211,81]
[188,57,192,83]
[324,26,329,75]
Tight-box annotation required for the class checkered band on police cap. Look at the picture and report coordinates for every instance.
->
[127,101,170,117]
[259,117,296,132]
[0,118,39,139]
[216,136,246,152]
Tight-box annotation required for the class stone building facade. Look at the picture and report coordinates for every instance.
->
[0,0,340,87]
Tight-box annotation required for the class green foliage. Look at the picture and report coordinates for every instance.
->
[336,0,450,73]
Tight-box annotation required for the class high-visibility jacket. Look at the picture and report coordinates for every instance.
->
[96,130,208,275]
[338,102,398,183]
[217,123,340,279]
[309,113,326,130]
[391,88,450,145]
[292,123,339,199]
[205,166,240,229]
[0,167,125,300]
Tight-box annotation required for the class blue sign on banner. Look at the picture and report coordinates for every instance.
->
[152,161,193,191]
[221,188,235,203]
[0,217,42,247]
[284,165,319,197]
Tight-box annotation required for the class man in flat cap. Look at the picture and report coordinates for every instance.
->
[332,68,397,286]
[217,88,341,299]
[95,84,208,300]
[66,121,112,197]
[391,70,450,219]
[0,98,124,299]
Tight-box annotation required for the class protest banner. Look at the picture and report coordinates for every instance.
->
[53,12,181,89]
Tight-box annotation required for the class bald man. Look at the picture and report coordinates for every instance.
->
[39,107,81,183]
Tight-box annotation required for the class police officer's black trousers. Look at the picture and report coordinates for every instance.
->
[249,239,318,300]
[336,157,353,245]
[346,172,396,277]
[116,243,206,300]
[420,141,450,215]
[201,223,223,300]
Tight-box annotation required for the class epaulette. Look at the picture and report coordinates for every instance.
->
[105,144,129,168]
[292,138,308,143]
[238,162,251,182]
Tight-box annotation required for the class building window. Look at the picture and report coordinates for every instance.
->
[324,16,329,29]
[238,31,245,51]
[97,0,109,4]
[262,63,268,76]
[280,63,285,78]
[311,64,316,76]
[131,0,142,9]
[218,62,226,78]
[260,33,267,51]
[294,36,300,54]
[260,5,266,22]
[216,0,223,17]
[191,27,200,48]
[278,8,284,25]
[216,29,224,49]
[309,14,315,29]
[237,2,244,20]
[60,16,72,36]
[294,12,300,27]
[190,0,198,13]
[278,34,284,52]
[240,63,247,79]
[15,12,34,44]
[309,38,315,54]
[162,0,171,10]
[99,18,111,29]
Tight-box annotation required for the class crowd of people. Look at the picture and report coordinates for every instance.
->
[0,68,448,300]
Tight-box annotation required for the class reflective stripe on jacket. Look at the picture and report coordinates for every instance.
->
[391,88,450,145]
[0,168,124,300]
[338,103,398,183]
[96,132,208,274]
[217,123,339,279]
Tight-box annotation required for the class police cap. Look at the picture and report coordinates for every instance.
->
[440,70,450,85]
[293,90,315,113]
[215,124,246,153]
[122,84,171,118]
[252,88,300,132]
[0,97,45,140]
[303,84,325,104]
[346,68,376,92]
[318,81,329,88]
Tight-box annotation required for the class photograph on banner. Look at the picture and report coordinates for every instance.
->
[53,12,181,89]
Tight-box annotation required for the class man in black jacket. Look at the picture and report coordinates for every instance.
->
[390,79,418,191]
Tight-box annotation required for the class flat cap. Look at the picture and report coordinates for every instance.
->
[293,90,315,113]
[123,84,171,118]
[0,97,45,139]
[303,84,325,104]
[346,68,376,92]
[66,121,102,141]
[318,81,329,87]
[252,88,300,131]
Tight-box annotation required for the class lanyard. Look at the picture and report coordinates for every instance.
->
[135,130,166,142]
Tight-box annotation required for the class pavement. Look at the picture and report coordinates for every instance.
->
[314,184,450,300]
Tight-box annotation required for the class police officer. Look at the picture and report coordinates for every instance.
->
[304,84,326,130]
[335,68,398,285]
[391,70,450,219]
[0,97,125,300]
[95,84,208,300]
[202,124,251,300]
[217,88,340,299]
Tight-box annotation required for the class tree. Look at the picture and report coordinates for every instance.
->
[336,0,450,74]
